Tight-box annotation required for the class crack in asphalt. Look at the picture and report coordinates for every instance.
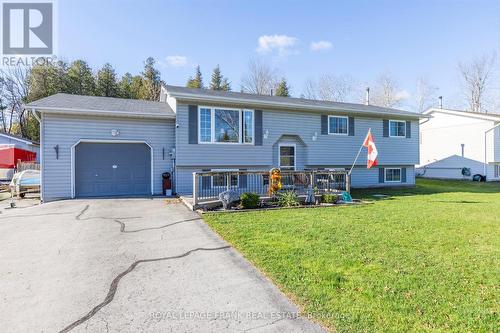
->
[112,217,202,233]
[75,205,89,220]
[58,246,231,333]
[75,204,140,222]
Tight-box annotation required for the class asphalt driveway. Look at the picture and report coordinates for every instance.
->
[0,199,324,333]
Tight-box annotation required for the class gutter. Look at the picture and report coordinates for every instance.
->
[23,105,176,119]
[167,92,427,120]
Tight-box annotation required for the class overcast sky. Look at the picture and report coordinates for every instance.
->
[58,0,500,111]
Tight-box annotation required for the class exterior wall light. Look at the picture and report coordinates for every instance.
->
[111,129,120,137]
[264,130,269,139]
[312,132,318,141]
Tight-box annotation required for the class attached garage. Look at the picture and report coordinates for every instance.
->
[26,93,176,202]
[74,142,152,197]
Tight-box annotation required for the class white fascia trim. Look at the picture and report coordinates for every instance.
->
[168,92,425,119]
[423,108,500,122]
[28,106,176,119]
[70,139,154,198]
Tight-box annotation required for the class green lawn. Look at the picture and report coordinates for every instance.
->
[203,179,500,332]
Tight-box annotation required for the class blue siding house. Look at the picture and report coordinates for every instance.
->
[25,86,424,202]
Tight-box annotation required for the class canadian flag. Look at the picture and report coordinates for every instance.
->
[363,130,378,168]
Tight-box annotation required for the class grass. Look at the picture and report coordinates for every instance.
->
[203,179,500,332]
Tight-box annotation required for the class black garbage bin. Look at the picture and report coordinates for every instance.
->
[162,172,172,195]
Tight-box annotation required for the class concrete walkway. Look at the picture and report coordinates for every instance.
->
[0,199,324,332]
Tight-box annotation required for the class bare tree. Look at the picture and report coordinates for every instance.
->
[0,66,31,136]
[370,72,408,108]
[302,79,317,99]
[302,74,354,102]
[415,77,438,112]
[240,59,278,95]
[458,53,496,113]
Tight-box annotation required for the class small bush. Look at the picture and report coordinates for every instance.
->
[277,190,300,207]
[321,193,339,204]
[240,192,260,209]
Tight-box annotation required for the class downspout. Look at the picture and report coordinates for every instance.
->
[484,122,500,177]
[30,107,43,202]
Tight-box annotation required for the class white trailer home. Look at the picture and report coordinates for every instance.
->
[418,108,500,181]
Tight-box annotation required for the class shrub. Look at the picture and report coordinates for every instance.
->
[240,192,260,209]
[276,190,300,207]
[321,193,339,204]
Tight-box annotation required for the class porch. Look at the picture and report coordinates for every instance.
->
[183,169,350,210]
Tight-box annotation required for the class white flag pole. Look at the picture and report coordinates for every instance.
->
[347,128,371,176]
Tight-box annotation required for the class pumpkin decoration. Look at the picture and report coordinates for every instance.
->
[268,167,282,196]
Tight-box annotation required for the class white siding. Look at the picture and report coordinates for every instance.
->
[41,113,175,201]
[420,111,496,166]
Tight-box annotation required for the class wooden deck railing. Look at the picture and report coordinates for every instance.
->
[192,169,349,206]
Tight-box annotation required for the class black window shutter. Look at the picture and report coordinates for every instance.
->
[348,117,355,136]
[379,168,385,183]
[401,167,407,183]
[201,169,211,190]
[239,169,247,189]
[188,105,198,144]
[254,110,263,146]
[321,115,328,135]
[406,121,411,138]
[383,119,389,137]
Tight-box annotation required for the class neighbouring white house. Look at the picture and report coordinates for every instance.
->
[418,108,500,181]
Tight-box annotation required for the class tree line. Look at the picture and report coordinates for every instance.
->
[1,51,496,142]
[189,52,497,114]
[0,57,164,141]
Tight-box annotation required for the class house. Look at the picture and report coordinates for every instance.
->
[25,86,424,202]
[0,132,40,158]
[418,108,500,181]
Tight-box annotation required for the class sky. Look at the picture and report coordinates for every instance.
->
[57,0,500,112]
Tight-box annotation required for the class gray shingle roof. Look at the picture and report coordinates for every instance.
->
[25,93,175,118]
[165,85,425,119]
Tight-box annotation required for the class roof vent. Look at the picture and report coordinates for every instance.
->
[365,87,370,105]
[438,96,443,109]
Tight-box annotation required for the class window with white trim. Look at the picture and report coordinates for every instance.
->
[494,164,500,178]
[211,169,239,187]
[385,168,402,182]
[328,116,348,135]
[389,120,406,137]
[199,108,212,142]
[198,107,254,144]
[279,145,295,170]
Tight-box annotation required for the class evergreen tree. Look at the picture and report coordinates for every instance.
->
[275,78,290,97]
[209,65,231,91]
[139,57,163,101]
[130,75,143,99]
[118,72,133,98]
[186,65,203,88]
[66,60,96,95]
[96,63,118,97]
[26,60,70,102]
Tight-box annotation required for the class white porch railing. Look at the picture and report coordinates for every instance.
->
[192,170,349,206]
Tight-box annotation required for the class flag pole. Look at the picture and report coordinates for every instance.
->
[347,128,371,176]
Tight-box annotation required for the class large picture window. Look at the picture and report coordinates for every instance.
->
[199,107,254,144]
[328,116,348,135]
[389,120,406,137]
[215,109,239,143]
